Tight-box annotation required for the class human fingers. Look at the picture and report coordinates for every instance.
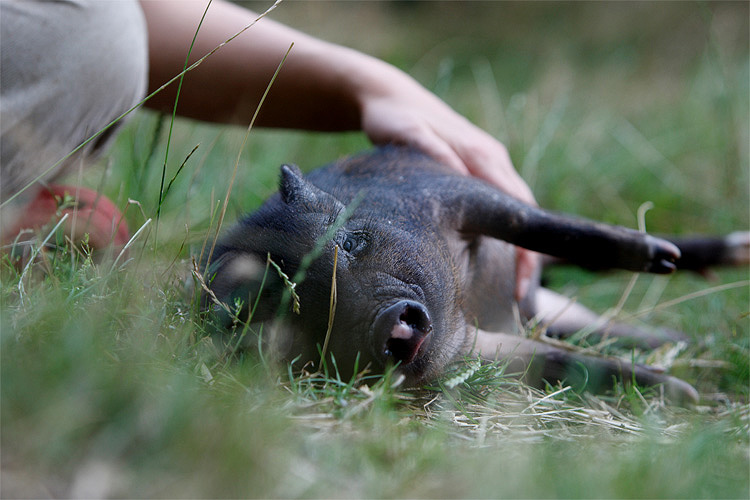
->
[361,98,471,173]
[450,128,537,206]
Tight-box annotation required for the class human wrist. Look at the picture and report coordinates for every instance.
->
[316,44,418,124]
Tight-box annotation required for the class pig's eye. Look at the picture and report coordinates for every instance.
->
[342,235,358,253]
[341,232,367,254]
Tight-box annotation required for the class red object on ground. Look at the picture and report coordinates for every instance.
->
[3,184,130,251]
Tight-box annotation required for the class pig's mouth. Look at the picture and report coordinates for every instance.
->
[374,300,433,366]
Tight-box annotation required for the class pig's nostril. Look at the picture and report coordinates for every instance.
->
[380,301,432,364]
[400,305,432,336]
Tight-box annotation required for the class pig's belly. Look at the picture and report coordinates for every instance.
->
[454,236,522,334]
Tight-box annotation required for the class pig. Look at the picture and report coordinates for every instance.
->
[203,146,747,403]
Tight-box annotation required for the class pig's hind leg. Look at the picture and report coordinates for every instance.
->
[666,231,749,273]
[532,287,689,349]
[471,328,698,404]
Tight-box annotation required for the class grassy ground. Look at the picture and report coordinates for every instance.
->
[2,1,748,497]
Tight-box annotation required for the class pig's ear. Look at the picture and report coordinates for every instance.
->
[279,164,341,210]
[280,164,314,205]
[202,251,283,327]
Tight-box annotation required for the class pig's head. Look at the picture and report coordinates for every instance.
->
[204,164,468,385]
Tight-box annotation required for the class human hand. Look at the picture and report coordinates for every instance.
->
[359,79,540,300]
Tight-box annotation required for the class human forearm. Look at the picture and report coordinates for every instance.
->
[142,0,384,131]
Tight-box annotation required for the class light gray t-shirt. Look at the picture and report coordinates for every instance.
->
[0,0,148,201]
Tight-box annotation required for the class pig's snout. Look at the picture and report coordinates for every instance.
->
[375,300,433,365]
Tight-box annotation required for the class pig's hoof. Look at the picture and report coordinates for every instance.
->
[633,363,698,405]
[664,375,699,405]
[645,235,681,274]
[375,300,432,365]
[724,231,750,266]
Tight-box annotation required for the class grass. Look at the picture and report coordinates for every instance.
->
[2,2,748,498]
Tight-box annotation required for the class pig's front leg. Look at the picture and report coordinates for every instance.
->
[470,329,698,404]
[448,187,680,274]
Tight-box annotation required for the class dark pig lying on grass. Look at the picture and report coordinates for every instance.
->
[202,146,748,403]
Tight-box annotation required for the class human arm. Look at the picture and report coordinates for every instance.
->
[141,0,533,199]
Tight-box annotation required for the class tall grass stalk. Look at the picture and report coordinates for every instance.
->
[155,0,212,237]
[203,42,294,274]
